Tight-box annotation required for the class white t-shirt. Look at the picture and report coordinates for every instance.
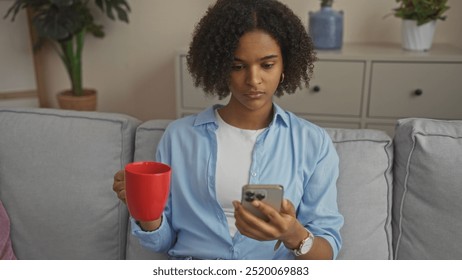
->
[215,110,265,237]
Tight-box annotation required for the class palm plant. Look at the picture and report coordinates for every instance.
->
[4,0,131,96]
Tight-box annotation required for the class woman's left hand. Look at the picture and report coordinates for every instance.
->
[233,199,306,249]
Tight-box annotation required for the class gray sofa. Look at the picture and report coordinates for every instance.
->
[1,107,461,260]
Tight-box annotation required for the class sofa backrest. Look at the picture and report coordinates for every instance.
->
[393,118,462,259]
[0,108,139,259]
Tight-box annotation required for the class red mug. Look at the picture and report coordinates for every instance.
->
[124,161,171,221]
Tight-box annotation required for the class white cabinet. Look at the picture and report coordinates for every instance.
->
[176,43,462,135]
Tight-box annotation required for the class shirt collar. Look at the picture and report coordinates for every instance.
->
[194,104,223,127]
[272,102,289,128]
[193,102,289,128]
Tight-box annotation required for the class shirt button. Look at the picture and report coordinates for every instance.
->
[251,172,257,177]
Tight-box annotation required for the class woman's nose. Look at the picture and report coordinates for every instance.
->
[246,66,262,86]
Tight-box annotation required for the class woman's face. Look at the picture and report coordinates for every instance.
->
[227,30,283,114]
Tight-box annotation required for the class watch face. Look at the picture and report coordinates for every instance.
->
[301,236,313,254]
[293,231,314,256]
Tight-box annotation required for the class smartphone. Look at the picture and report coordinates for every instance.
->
[241,184,284,222]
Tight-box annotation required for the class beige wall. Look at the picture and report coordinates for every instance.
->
[30,0,462,120]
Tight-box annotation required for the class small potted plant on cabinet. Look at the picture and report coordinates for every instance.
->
[393,0,450,51]
[4,0,131,110]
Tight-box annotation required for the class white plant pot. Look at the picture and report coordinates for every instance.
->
[401,20,436,51]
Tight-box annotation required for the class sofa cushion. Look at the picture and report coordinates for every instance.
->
[126,120,171,260]
[326,128,394,260]
[0,108,139,259]
[393,118,462,259]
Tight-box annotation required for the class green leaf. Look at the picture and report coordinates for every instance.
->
[393,0,450,25]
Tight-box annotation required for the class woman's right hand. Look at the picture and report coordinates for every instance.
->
[113,170,126,204]
[112,169,162,231]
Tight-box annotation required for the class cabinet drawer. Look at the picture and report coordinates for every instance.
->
[178,55,228,111]
[369,62,462,119]
[276,60,365,116]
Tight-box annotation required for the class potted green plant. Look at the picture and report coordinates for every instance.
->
[392,0,450,51]
[4,0,131,110]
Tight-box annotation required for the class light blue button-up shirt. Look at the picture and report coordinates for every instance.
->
[132,103,343,259]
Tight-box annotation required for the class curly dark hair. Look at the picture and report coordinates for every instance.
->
[187,0,316,98]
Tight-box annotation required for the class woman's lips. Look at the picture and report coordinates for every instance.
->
[246,91,264,98]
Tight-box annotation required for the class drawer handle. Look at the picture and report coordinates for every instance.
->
[414,89,423,96]
[312,85,321,93]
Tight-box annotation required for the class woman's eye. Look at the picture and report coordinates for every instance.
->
[231,64,244,71]
[262,63,274,69]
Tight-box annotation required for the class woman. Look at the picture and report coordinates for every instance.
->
[113,0,343,260]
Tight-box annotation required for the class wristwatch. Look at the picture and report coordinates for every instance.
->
[292,229,314,256]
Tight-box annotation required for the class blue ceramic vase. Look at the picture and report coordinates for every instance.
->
[309,6,344,50]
